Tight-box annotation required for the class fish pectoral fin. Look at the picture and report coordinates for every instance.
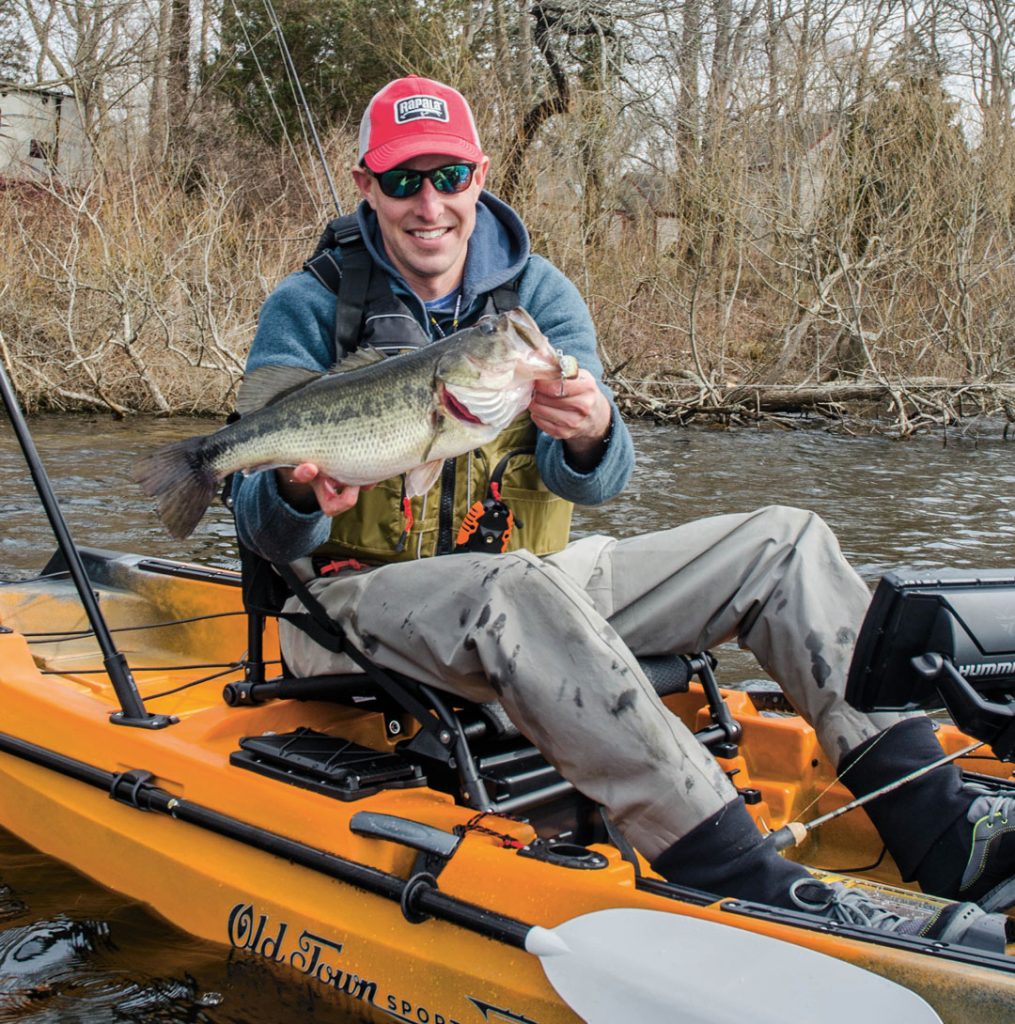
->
[404,459,444,497]
[236,364,324,414]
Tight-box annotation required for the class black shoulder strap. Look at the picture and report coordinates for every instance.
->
[301,213,373,355]
[489,278,521,313]
[305,217,522,354]
[333,246,373,354]
[271,561,455,740]
[307,212,360,262]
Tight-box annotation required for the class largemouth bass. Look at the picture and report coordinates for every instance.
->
[135,307,578,539]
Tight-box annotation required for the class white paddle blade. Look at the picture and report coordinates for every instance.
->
[530,908,942,1024]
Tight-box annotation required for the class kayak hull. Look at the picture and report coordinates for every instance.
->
[0,549,1013,1023]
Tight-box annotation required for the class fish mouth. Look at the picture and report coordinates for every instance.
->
[505,308,544,350]
[503,309,568,379]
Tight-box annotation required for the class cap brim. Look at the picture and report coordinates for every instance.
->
[364,135,485,173]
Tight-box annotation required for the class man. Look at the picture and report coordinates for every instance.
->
[234,76,1015,945]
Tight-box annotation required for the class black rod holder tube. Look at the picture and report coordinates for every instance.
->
[0,359,169,728]
[0,731,532,949]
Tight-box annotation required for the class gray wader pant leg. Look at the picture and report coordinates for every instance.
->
[280,505,906,861]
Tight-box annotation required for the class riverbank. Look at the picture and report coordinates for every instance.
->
[612,375,1015,437]
[2,141,1013,435]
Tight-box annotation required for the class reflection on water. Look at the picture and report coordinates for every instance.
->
[0,828,346,1023]
[1,413,1014,1021]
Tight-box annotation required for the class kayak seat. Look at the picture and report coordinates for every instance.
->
[224,540,742,831]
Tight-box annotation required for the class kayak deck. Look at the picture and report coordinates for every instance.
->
[0,549,1013,1023]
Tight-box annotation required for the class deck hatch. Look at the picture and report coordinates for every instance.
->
[230,727,425,800]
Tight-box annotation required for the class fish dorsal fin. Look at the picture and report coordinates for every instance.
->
[236,364,323,414]
[327,347,387,374]
[404,459,444,497]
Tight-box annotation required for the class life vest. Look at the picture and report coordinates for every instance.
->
[304,215,573,562]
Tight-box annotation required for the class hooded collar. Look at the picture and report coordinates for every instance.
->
[355,191,530,321]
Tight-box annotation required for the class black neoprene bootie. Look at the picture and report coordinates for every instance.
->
[649,798,810,910]
[838,717,1015,911]
[650,796,1011,951]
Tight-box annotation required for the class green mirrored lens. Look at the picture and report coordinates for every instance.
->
[374,164,475,198]
[431,165,472,193]
[378,169,422,198]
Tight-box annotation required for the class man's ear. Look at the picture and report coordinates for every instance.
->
[473,156,490,192]
[351,165,376,209]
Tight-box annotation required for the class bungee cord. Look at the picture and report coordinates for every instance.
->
[23,609,247,641]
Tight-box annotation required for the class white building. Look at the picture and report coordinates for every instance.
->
[0,82,91,184]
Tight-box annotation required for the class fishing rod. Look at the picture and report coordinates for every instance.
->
[0,356,172,730]
[769,739,984,851]
[260,0,342,217]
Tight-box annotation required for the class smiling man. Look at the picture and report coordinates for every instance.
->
[232,77,1015,946]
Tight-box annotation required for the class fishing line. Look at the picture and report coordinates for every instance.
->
[260,0,342,216]
[228,0,318,204]
[23,610,247,641]
[769,725,897,831]
[770,739,984,851]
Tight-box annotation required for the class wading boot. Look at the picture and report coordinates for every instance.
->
[650,797,1011,951]
[839,717,1015,911]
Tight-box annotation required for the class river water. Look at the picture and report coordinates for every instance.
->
[1,413,1014,1022]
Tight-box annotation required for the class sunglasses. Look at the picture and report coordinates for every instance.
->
[370,163,477,199]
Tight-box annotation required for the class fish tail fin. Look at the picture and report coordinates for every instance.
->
[133,437,218,540]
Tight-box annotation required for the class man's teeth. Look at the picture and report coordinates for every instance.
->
[412,228,449,239]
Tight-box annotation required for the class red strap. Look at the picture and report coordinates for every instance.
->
[394,496,415,554]
[317,558,367,576]
[490,481,502,501]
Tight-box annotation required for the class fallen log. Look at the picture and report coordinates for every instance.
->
[608,375,1015,432]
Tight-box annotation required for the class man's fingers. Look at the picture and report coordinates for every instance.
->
[290,462,321,484]
[319,484,360,516]
[282,463,366,516]
[312,475,360,516]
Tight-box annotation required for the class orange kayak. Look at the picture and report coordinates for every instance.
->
[0,548,1012,1024]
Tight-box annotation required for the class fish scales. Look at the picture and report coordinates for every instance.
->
[209,355,442,484]
[135,308,576,540]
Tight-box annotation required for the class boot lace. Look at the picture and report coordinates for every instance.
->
[788,879,910,932]
[966,790,1013,828]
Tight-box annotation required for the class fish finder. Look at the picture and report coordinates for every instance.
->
[845,570,1015,762]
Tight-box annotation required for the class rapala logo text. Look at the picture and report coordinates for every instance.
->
[395,95,448,123]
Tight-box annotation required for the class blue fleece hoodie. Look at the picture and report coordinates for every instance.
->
[234,191,634,564]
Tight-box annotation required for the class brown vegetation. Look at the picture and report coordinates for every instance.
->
[1,0,1013,435]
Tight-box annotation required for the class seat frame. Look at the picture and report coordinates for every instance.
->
[224,541,744,836]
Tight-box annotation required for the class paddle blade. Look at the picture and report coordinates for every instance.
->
[531,908,941,1024]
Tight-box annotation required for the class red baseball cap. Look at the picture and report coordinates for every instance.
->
[358,76,484,173]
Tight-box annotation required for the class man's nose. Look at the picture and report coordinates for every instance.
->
[412,178,445,219]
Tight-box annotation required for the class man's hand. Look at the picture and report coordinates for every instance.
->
[276,464,365,517]
[529,369,612,471]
